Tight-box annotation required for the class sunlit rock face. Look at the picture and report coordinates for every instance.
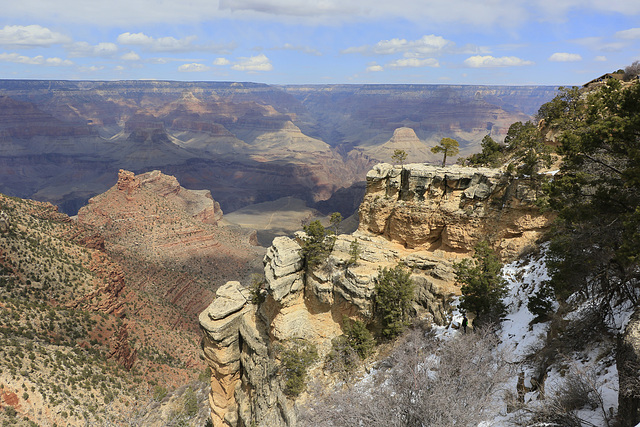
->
[199,162,555,426]
[358,163,553,260]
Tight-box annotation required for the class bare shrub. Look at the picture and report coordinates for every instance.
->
[299,326,513,427]
[523,363,612,427]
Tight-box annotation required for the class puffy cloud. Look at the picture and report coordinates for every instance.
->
[178,62,211,72]
[213,57,231,65]
[231,54,273,71]
[67,42,118,57]
[548,52,582,62]
[464,55,533,68]
[117,32,198,52]
[388,57,440,68]
[366,64,383,72]
[0,52,73,66]
[121,51,141,61]
[615,28,640,39]
[594,55,607,62]
[344,35,454,56]
[0,25,71,48]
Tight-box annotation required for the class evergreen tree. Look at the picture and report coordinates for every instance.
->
[431,137,460,166]
[374,264,414,339]
[301,220,334,269]
[464,134,503,167]
[542,78,640,305]
[454,241,507,324]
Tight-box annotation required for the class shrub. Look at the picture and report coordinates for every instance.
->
[183,386,198,417]
[346,239,361,267]
[300,221,334,269]
[374,264,414,339]
[342,317,375,359]
[279,339,318,397]
[153,385,167,401]
[527,282,555,322]
[455,241,508,325]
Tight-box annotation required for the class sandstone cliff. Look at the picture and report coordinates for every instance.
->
[359,163,553,260]
[200,164,554,426]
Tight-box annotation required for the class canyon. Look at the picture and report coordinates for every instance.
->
[0,80,557,220]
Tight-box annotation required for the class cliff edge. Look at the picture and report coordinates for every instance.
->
[199,164,554,426]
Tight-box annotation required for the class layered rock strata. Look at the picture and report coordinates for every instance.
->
[200,164,554,426]
[359,163,553,260]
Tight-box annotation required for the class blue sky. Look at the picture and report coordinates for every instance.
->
[1,0,639,86]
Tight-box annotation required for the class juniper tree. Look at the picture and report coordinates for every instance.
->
[454,241,507,325]
[431,137,459,166]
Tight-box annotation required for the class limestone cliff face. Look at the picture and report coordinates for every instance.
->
[199,164,554,426]
[359,163,553,260]
[200,231,458,427]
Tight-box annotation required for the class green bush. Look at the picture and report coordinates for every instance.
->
[300,221,334,269]
[454,241,508,325]
[527,283,555,322]
[374,264,414,339]
[152,385,167,401]
[280,339,318,397]
[183,386,198,417]
[343,317,375,359]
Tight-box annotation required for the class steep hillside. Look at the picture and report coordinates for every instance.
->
[0,169,264,426]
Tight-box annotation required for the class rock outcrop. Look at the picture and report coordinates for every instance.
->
[365,127,438,164]
[359,163,553,260]
[200,164,554,426]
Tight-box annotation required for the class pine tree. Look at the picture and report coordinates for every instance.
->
[454,241,507,324]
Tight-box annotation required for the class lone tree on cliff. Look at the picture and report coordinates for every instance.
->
[431,137,459,166]
[392,149,408,168]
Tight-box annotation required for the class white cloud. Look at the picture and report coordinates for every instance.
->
[0,52,73,66]
[0,25,71,48]
[121,51,141,61]
[594,55,607,62]
[366,64,383,72]
[68,42,118,57]
[464,55,533,68]
[178,62,211,72]
[116,32,235,54]
[388,58,439,68]
[615,28,640,39]
[79,65,105,72]
[3,0,640,28]
[213,57,231,66]
[118,32,198,52]
[275,43,321,56]
[548,52,582,62]
[231,54,273,71]
[344,35,454,56]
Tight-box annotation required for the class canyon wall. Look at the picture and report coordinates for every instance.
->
[200,164,554,426]
[0,80,556,216]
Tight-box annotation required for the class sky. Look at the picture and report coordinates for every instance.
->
[1,0,640,86]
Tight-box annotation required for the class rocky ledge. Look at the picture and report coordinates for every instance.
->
[359,163,553,259]
[199,164,555,426]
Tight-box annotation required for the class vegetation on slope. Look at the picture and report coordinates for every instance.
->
[0,194,212,426]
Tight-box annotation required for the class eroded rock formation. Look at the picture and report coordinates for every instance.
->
[359,163,553,260]
[200,164,554,426]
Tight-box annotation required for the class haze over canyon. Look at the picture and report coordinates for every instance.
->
[0,80,556,228]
